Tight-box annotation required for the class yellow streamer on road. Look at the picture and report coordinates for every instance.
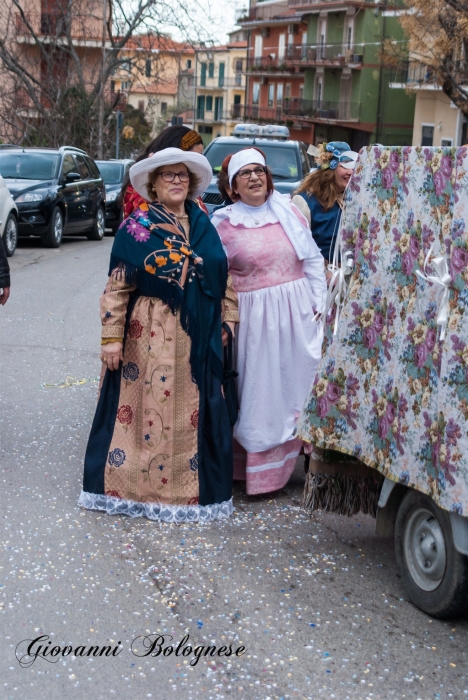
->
[41,376,100,389]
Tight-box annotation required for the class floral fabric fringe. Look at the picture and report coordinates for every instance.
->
[302,471,384,517]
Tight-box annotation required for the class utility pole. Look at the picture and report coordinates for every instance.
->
[97,0,107,158]
[115,110,123,158]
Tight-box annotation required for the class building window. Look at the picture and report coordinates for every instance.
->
[268,83,275,107]
[235,72,242,86]
[441,138,453,146]
[299,84,304,101]
[161,102,167,115]
[200,62,206,87]
[121,81,130,91]
[314,76,322,104]
[214,96,224,120]
[218,62,225,87]
[186,59,192,69]
[121,60,132,73]
[254,35,263,59]
[252,82,260,104]
[234,94,241,105]
[277,83,284,105]
[208,62,214,78]
[285,83,291,99]
[138,100,145,112]
[145,59,151,77]
[197,95,205,119]
[235,59,243,72]
[206,95,213,111]
[278,34,285,61]
[421,124,434,146]
[111,80,116,92]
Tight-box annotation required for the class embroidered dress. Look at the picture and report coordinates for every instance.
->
[79,200,238,522]
[213,199,327,494]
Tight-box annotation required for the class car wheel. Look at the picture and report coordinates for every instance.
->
[87,206,105,241]
[41,207,63,248]
[395,489,468,618]
[2,212,18,256]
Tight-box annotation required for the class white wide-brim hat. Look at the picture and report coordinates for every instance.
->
[129,147,212,200]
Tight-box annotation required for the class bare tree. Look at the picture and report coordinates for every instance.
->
[0,0,209,155]
[389,0,468,117]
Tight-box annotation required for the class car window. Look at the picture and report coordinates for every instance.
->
[85,157,101,179]
[203,142,300,181]
[74,155,90,179]
[95,161,124,185]
[62,154,77,178]
[0,152,60,180]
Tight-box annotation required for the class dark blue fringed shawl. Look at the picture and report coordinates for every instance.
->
[109,199,228,384]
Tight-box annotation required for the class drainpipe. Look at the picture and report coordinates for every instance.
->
[375,0,387,144]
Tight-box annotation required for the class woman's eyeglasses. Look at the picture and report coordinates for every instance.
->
[157,171,190,183]
[237,166,267,180]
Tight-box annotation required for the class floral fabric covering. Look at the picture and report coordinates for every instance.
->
[297,146,468,516]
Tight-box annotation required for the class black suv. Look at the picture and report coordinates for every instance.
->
[95,159,134,234]
[0,146,106,247]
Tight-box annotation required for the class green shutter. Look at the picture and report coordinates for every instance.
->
[200,63,206,87]
[208,62,214,78]
[206,95,213,111]
[218,62,225,87]
[197,95,205,119]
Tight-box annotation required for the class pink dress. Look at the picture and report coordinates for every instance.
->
[216,215,324,494]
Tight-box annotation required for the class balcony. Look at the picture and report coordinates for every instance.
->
[237,99,360,123]
[246,44,364,73]
[198,77,245,89]
[195,109,232,123]
[14,11,103,44]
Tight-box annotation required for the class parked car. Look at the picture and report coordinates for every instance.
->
[0,146,106,248]
[201,124,313,213]
[95,159,134,234]
[0,174,18,256]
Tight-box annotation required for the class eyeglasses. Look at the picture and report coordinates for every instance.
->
[237,166,267,180]
[157,171,190,183]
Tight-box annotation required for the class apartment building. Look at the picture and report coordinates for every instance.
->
[237,0,415,148]
[110,35,195,133]
[390,61,468,148]
[193,40,248,146]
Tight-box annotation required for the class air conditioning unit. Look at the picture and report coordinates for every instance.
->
[288,24,298,34]
[259,76,268,85]
[353,54,363,63]
[261,27,270,38]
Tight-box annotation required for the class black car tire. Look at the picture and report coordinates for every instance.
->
[395,489,468,618]
[41,207,63,248]
[87,205,105,241]
[2,212,18,257]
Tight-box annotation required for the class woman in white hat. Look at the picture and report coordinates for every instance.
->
[79,148,238,522]
[211,147,327,495]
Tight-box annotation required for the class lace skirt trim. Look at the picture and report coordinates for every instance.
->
[77,490,233,523]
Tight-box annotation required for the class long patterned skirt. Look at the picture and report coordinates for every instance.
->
[79,297,233,522]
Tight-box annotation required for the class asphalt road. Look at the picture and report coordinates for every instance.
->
[0,235,467,700]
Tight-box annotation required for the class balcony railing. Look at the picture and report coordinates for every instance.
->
[389,60,468,87]
[247,44,365,72]
[15,12,70,36]
[236,99,360,122]
[198,77,245,89]
[195,109,232,123]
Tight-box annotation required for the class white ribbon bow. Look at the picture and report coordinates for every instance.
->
[415,243,452,341]
[324,220,354,335]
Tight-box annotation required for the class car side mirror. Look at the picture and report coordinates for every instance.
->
[65,172,81,183]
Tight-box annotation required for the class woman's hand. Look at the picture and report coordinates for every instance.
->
[100,342,123,371]
[222,321,236,347]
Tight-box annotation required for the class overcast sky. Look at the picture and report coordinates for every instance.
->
[168,0,244,44]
